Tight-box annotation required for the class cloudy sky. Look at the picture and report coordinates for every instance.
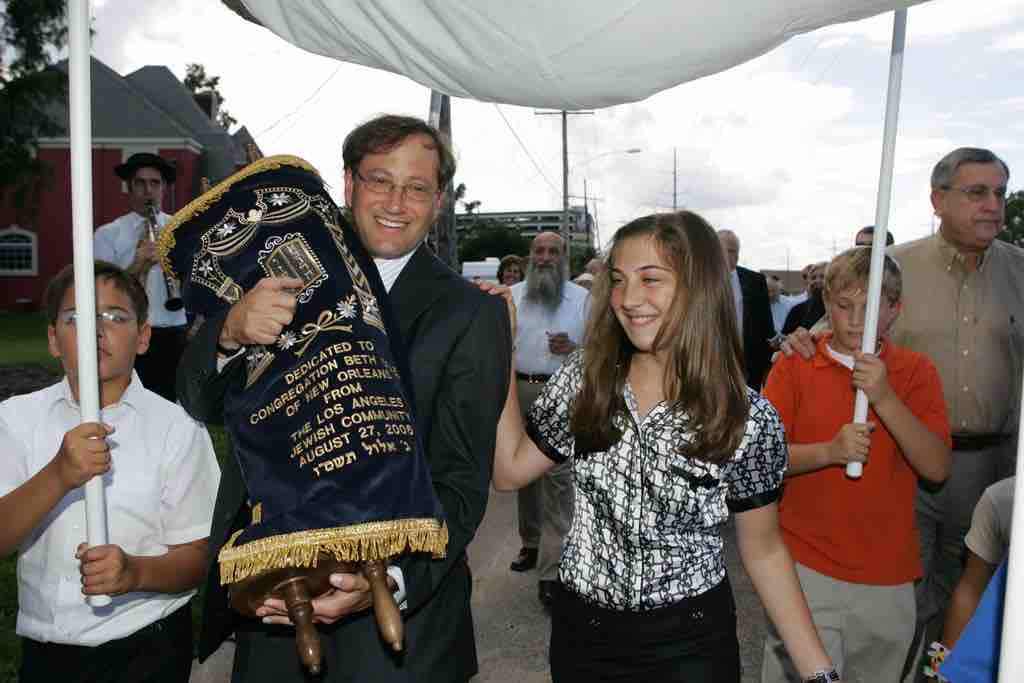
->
[90,0,1024,272]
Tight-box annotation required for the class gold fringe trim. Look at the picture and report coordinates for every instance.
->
[218,518,448,586]
[156,154,321,280]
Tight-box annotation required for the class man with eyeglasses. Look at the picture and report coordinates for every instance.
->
[777,148,1022,681]
[864,147,1023,681]
[178,115,511,682]
[0,260,219,683]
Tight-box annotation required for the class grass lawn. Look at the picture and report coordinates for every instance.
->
[0,312,59,371]
[0,312,231,681]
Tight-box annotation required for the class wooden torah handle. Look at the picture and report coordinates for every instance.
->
[362,560,403,651]
[279,577,323,675]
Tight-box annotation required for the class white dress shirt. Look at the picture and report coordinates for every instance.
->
[770,294,801,333]
[374,250,417,293]
[730,269,744,335]
[0,373,220,645]
[94,211,187,328]
[510,280,590,376]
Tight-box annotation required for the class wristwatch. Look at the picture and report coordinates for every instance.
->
[804,668,840,683]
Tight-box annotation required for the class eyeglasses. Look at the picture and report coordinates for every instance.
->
[354,170,438,203]
[942,185,1008,203]
[58,309,137,326]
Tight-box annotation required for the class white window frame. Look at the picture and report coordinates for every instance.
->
[0,225,39,276]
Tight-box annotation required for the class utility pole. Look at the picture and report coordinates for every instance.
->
[428,91,458,269]
[536,109,592,272]
[673,146,678,211]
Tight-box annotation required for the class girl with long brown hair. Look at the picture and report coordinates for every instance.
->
[492,211,843,683]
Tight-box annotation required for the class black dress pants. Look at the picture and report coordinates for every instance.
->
[19,602,193,683]
[550,578,741,682]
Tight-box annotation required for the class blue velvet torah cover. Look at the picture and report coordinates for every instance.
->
[157,156,447,585]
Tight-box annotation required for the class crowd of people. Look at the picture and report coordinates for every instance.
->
[0,111,1017,683]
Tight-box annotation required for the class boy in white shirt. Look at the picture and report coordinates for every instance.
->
[0,261,220,682]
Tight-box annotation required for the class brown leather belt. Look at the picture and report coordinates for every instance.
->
[951,433,1012,451]
[516,372,552,384]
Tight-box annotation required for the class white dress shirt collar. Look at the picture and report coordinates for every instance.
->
[373,249,418,293]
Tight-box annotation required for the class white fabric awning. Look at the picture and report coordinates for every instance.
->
[226,0,926,109]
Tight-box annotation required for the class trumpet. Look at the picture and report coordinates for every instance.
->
[143,199,184,312]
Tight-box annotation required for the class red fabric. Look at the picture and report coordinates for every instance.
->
[763,335,951,585]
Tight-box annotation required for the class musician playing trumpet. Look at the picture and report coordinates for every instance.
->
[95,153,186,401]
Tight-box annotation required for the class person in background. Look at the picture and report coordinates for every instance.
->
[760,247,951,682]
[497,254,525,286]
[0,261,219,683]
[782,262,827,335]
[94,153,186,402]
[572,272,594,290]
[925,476,1014,680]
[584,257,605,277]
[717,229,776,389]
[491,211,844,683]
[855,225,896,247]
[507,232,589,611]
[767,274,800,335]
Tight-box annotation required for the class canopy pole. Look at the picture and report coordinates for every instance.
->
[998,393,1024,679]
[68,0,111,607]
[849,9,906,479]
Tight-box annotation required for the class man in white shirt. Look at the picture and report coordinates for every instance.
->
[766,275,799,334]
[94,153,186,401]
[0,261,219,682]
[508,231,589,609]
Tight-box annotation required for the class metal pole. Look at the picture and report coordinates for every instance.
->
[849,9,906,479]
[427,90,458,269]
[69,0,111,607]
[561,110,570,272]
[673,147,678,212]
[999,394,1024,680]
[583,178,589,249]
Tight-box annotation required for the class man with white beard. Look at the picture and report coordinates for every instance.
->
[507,232,590,610]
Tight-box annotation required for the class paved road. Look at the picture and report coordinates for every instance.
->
[191,488,768,682]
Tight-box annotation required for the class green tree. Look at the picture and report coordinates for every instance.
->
[184,62,237,130]
[998,189,1024,247]
[458,219,529,263]
[0,0,68,198]
[570,245,598,278]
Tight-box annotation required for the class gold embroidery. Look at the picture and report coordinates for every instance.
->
[156,155,320,280]
[218,518,449,585]
[279,309,353,357]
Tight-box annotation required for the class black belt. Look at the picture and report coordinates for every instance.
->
[516,372,552,384]
[951,433,1011,451]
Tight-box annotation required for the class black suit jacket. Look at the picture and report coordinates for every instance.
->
[736,266,776,390]
[178,244,511,682]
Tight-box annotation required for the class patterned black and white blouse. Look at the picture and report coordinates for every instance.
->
[525,350,787,611]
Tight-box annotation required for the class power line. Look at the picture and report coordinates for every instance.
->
[256,65,342,139]
[492,104,559,194]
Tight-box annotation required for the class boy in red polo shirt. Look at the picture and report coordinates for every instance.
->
[760,247,952,683]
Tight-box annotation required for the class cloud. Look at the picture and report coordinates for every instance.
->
[991,32,1024,51]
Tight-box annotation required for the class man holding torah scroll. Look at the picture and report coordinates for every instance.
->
[160,154,448,676]
[171,116,512,682]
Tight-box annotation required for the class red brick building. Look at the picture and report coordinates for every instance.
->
[0,57,260,310]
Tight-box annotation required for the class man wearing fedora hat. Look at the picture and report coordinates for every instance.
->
[94,152,186,401]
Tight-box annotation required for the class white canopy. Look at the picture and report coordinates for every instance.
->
[228,0,924,109]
